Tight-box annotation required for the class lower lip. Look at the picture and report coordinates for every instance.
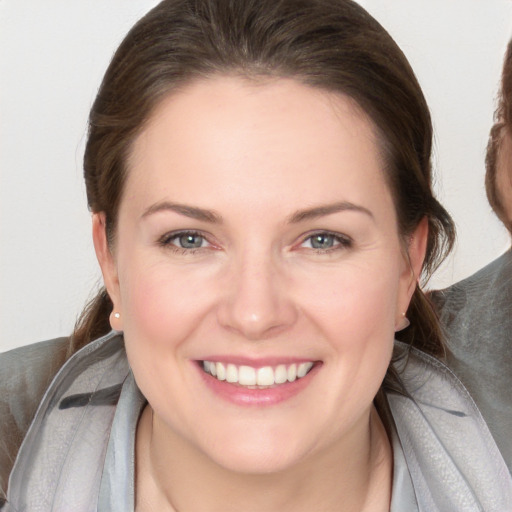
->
[196,363,321,406]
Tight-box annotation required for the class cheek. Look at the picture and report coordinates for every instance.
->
[298,258,401,342]
[296,257,400,397]
[117,258,215,349]
[328,269,397,372]
[115,261,210,419]
[287,260,399,436]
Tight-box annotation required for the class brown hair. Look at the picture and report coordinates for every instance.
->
[485,39,512,233]
[71,0,455,372]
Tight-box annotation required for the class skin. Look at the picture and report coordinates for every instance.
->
[495,127,512,231]
[93,76,427,511]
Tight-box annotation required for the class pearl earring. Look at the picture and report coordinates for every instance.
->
[395,312,410,332]
[109,310,123,334]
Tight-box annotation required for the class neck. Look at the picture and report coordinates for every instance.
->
[135,406,392,512]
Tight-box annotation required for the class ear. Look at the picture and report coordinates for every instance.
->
[395,216,429,330]
[92,213,123,331]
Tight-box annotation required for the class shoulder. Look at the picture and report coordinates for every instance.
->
[428,249,512,368]
[390,341,477,405]
[5,332,129,509]
[429,249,512,315]
[0,338,70,427]
[0,337,69,500]
[0,337,69,384]
[427,250,512,478]
[388,342,512,509]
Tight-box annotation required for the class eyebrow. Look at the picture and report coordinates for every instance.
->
[287,201,374,223]
[141,201,223,223]
[141,200,373,224]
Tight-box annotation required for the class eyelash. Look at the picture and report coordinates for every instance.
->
[157,230,211,255]
[299,231,353,253]
[157,230,353,255]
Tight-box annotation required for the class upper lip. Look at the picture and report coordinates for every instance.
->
[196,356,319,367]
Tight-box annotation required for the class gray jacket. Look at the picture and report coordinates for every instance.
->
[1,332,511,511]
[431,249,512,471]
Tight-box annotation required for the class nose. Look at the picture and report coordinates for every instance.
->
[217,249,298,340]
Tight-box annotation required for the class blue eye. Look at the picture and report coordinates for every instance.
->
[309,233,336,249]
[159,231,209,251]
[176,232,205,249]
[302,232,352,251]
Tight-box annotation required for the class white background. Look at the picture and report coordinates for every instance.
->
[1,1,511,351]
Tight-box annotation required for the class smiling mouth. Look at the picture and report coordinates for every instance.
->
[201,360,315,388]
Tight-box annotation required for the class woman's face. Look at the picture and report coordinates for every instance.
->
[95,77,424,473]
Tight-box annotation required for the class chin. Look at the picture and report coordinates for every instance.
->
[195,426,311,475]
[210,447,305,475]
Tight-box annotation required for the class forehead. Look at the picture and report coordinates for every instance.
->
[124,76,393,221]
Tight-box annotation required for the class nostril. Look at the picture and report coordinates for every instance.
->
[215,256,299,340]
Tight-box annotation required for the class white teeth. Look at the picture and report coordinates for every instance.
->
[257,366,274,386]
[298,362,313,378]
[202,360,314,387]
[216,362,226,381]
[274,365,288,384]
[226,364,238,383]
[239,365,256,386]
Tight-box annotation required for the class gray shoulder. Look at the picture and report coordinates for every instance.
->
[0,338,69,499]
[0,338,70,419]
[429,249,512,314]
[427,251,512,473]
[389,342,512,506]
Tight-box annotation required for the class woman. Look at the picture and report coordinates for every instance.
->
[2,0,511,510]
